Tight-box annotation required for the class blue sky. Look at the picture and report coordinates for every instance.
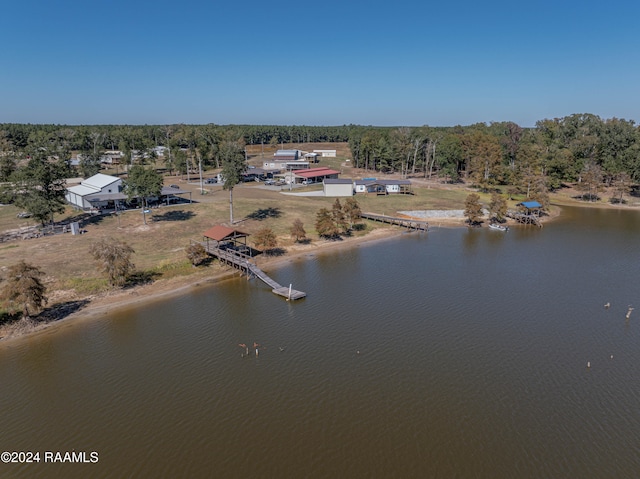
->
[1,0,639,127]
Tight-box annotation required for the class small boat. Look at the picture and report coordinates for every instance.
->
[488,223,509,231]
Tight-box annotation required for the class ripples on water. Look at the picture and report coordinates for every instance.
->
[1,206,639,478]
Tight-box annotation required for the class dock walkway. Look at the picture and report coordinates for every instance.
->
[360,212,429,231]
[200,242,306,300]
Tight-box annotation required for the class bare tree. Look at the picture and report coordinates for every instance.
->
[577,162,603,202]
[425,139,439,179]
[290,219,307,243]
[502,122,523,171]
[611,172,631,204]
[89,238,135,287]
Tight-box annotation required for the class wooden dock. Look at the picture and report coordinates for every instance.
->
[200,242,306,300]
[506,210,543,227]
[360,212,429,231]
[247,262,306,300]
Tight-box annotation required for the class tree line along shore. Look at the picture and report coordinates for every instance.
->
[1,115,640,341]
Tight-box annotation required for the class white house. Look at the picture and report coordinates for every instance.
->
[153,146,168,157]
[378,179,412,194]
[313,149,337,157]
[354,179,376,194]
[354,179,412,195]
[303,152,319,163]
[66,173,123,210]
[100,151,124,165]
[263,160,309,170]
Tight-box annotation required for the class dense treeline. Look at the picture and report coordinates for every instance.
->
[348,116,640,188]
[1,115,638,201]
[0,123,353,152]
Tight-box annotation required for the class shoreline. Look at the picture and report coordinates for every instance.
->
[0,225,410,347]
[0,199,619,347]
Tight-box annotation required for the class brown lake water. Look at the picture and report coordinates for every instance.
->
[1,205,639,478]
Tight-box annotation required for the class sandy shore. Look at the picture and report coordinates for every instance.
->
[74,226,408,317]
[0,225,413,346]
[0,204,569,347]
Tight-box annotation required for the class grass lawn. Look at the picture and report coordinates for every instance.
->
[3,141,634,317]
[0,171,476,305]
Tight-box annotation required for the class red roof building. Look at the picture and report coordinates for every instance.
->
[293,167,340,184]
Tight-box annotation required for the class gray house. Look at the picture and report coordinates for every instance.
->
[323,179,354,197]
[273,149,300,161]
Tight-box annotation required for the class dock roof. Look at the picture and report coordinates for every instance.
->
[203,225,249,241]
[518,201,542,209]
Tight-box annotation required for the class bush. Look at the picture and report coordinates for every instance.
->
[186,243,209,267]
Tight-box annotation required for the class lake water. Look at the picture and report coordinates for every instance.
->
[1,206,639,478]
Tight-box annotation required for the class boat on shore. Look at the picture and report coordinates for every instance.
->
[488,223,509,231]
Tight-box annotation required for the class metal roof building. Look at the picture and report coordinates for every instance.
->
[66,173,123,209]
[323,178,354,197]
[273,149,299,161]
[294,167,340,184]
[518,201,542,209]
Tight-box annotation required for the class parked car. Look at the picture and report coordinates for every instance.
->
[205,178,217,184]
[264,179,275,185]
[17,212,31,218]
[170,184,180,188]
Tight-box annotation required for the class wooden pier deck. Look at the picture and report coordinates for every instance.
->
[201,243,306,300]
[247,262,306,300]
[506,210,543,227]
[360,212,429,231]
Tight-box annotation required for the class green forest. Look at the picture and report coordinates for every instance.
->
[1,113,638,208]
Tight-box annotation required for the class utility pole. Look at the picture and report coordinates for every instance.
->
[199,155,203,194]
[186,153,190,184]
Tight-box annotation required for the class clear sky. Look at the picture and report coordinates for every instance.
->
[1,0,639,127]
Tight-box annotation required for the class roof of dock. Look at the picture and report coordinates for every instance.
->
[517,201,542,209]
[203,225,249,241]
